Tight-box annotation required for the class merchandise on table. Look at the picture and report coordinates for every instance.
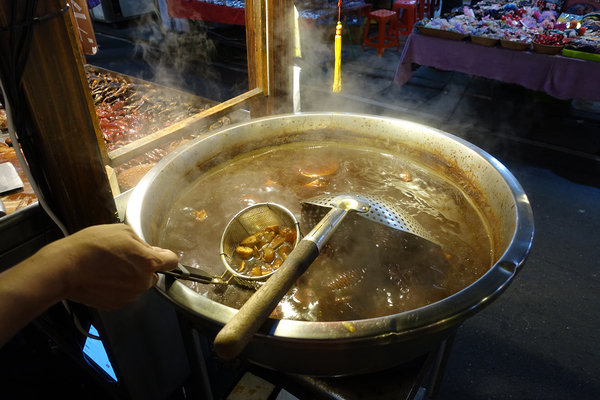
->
[562,0,600,15]
[194,0,244,8]
[415,0,600,54]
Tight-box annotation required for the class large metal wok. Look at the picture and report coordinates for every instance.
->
[125,113,534,376]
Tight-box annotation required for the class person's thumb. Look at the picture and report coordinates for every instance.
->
[151,246,179,271]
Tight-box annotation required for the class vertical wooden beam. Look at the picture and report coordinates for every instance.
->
[266,0,293,114]
[245,0,293,116]
[0,1,116,232]
[245,0,267,115]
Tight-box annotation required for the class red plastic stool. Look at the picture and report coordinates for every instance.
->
[420,0,433,19]
[393,0,418,36]
[422,0,439,19]
[361,9,400,56]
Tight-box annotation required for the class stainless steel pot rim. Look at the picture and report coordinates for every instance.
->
[127,112,534,341]
[154,255,520,341]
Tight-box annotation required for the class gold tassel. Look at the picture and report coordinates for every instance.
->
[332,21,342,93]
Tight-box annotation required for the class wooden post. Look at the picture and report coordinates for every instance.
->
[245,0,294,116]
[0,1,116,233]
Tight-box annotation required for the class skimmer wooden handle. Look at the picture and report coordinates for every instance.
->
[213,239,319,361]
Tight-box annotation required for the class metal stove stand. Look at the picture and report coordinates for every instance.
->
[177,315,456,400]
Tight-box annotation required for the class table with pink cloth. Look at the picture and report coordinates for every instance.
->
[394,33,600,101]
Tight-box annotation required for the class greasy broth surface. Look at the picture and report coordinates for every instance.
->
[159,143,493,321]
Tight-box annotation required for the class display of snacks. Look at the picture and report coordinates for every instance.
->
[564,30,600,55]
[500,39,532,50]
[534,32,568,45]
[0,136,37,214]
[417,25,469,40]
[533,33,567,53]
[471,35,500,46]
[417,2,600,57]
[533,42,565,53]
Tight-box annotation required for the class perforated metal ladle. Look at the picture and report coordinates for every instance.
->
[213,193,440,361]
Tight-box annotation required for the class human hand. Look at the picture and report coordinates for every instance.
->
[0,223,180,347]
[43,223,178,310]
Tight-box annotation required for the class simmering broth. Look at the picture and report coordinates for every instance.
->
[159,142,493,321]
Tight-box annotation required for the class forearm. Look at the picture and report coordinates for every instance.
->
[0,223,178,347]
[0,246,67,347]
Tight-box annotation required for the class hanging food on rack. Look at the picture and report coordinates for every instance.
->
[86,66,243,191]
[0,65,247,215]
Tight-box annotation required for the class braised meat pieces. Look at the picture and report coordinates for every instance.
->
[160,143,493,321]
[233,225,297,277]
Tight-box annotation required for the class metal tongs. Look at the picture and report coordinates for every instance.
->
[160,263,228,285]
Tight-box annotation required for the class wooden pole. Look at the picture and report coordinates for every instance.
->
[0,3,123,393]
[245,0,294,116]
[0,1,116,233]
[266,0,294,114]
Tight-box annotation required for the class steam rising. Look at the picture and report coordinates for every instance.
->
[128,10,230,102]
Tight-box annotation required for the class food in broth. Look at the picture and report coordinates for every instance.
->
[159,142,493,322]
[233,225,297,277]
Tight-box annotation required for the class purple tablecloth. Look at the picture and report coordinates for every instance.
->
[395,33,600,101]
